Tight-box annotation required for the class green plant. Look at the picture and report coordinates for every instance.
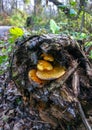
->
[89,50,92,59]
[84,41,92,47]
[0,27,24,75]
[84,41,92,59]
[24,0,30,4]
[9,27,24,43]
[0,40,11,74]
[9,11,27,26]
[73,32,88,40]
[50,19,60,34]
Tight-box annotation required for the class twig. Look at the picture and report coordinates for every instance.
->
[76,40,92,67]
[72,70,80,97]
[17,35,39,46]
[9,50,15,80]
[59,61,79,85]
[77,101,92,130]
[48,60,79,91]
[80,8,85,32]
[76,40,92,76]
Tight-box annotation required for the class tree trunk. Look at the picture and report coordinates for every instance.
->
[34,0,42,16]
[0,0,4,13]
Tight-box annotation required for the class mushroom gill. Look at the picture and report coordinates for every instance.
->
[36,65,66,80]
[37,60,53,71]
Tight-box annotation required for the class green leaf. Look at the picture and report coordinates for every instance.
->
[1,48,6,53]
[0,55,8,64]
[81,33,87,38]
[58,4,67,9]
[50,19,60,34]
[69,9,77,16]
[24,0,30,4]
[70,1,76,6]
[74,32,87,40]
[89,50,92,59]
[7,46,12,52]
[9,27,24,40]
[9,27,24,44]
[0,40,4,44]
[79,33,87,40]
[84,42,92,47]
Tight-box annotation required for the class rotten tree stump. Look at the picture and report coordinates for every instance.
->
[11,34,92,130]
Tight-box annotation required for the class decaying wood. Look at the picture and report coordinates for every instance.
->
[11,34,92,129]
[48,60,79,91]
[72,70,80,97]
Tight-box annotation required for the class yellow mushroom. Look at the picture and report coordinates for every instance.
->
[28,69,44,84]
[41,53,54,62]
[37,60,53,71]
[36,65,66,80]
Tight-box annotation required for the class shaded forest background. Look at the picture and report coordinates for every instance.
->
[0,0,92,32]
[0,0,92,75]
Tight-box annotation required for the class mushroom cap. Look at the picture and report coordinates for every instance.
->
[37,60,53,71]
[28,69,44,84]
[41,53,54,62]
[36,66,66,80]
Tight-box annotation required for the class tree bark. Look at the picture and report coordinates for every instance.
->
[34,0,42,16]
[0,0,4,13]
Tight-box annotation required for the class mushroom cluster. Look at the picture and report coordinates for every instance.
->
[28,53,66,84]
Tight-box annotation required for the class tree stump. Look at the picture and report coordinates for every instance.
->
[11,34,92,130]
